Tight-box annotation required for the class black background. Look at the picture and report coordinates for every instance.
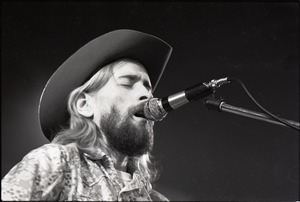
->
[1,2,299,201]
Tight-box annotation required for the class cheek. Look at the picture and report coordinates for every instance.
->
[107,93,127,108]
[93,94,128,120]
[112,95,129,116]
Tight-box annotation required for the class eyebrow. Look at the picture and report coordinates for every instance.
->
[117,74,139,80]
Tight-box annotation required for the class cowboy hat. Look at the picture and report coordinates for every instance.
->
[38,29,172,140]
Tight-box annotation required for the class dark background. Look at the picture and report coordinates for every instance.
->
[1,2,299,201]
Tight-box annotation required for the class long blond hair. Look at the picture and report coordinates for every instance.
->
[52,59,158,183]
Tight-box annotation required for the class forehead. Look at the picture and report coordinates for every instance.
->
[113,61,150,80]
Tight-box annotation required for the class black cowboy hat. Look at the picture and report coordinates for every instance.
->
[38,29,172,141]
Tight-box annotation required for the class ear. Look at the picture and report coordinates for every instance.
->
[76,93,95,118]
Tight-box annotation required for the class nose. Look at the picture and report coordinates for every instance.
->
[139,91,153,101]
[138,86,153,101]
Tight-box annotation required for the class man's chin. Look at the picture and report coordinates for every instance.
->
[101,116,153,156]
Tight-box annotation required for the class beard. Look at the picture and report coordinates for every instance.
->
[100,105,154,157]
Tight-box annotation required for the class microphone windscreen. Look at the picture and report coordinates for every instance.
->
[144,98,168,121]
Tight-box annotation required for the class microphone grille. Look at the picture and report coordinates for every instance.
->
[144,98,168,121]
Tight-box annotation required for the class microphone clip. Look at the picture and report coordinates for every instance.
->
[206,77,230,90]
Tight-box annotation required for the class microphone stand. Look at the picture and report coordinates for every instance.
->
[203,98,300,129]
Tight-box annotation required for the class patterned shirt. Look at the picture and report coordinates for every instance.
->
[1,143,168,201]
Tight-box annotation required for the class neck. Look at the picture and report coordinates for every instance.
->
[97,131,130,172]
[105,147,129,172]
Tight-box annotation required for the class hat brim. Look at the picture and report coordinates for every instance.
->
[38,29,172,141]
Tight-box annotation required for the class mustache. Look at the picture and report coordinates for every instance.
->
[127,101,147,116]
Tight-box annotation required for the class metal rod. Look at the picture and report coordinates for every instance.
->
[219,102,300,128]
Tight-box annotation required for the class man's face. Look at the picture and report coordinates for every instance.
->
[91,61,154,156]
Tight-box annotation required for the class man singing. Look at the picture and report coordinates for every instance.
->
[1,29,172,201]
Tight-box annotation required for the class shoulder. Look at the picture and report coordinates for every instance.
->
[23,143,80,168]
[26,143,72,159]
[1,143,80,200]
[26,143,66,158]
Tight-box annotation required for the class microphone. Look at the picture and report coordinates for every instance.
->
[144,77,230,121]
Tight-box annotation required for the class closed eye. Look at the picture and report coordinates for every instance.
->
[116,75,136,87]
[120,84,133,88]
[116,74,152,91]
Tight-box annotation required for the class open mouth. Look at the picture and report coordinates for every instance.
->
[134,111,147,119]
